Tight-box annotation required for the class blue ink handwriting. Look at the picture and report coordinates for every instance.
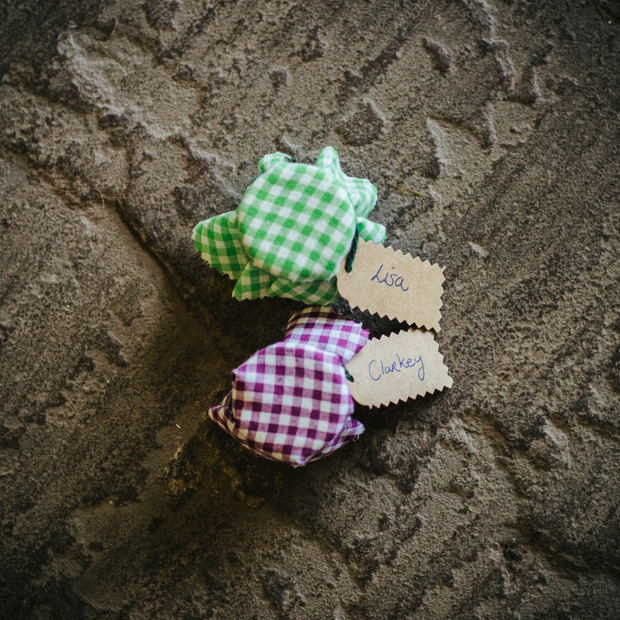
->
[370,264,410,292]
[368,354,424,382]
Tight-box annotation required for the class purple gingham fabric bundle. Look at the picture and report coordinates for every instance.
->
[209,306,369,466]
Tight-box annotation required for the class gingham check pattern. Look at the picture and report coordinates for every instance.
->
[314,146,377,218]
[285,305,369,364]
[193,210,246,280]
[237,160,356,281]
[209,306,369,467]
[193,147,386,305]
[267,276,337,306]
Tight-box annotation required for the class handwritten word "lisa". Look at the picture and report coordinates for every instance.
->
[370,264,410,291]
[368,354,424,382]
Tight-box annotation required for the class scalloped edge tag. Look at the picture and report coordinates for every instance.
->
[337,240,445,331]
[345,329,452,408]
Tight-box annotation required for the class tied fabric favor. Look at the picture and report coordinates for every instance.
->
[209,306,369,466]
[193,147,386,305]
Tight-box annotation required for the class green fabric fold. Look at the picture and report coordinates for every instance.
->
[193,147,385,304]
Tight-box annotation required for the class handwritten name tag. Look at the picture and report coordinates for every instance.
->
[345,329,453,408]
[337,240,445,331]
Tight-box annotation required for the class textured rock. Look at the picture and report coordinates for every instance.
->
[336,102,386,146]
[1,0,619,618]
[423,38,453,74]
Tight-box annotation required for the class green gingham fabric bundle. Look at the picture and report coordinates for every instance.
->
[193,147,385,305]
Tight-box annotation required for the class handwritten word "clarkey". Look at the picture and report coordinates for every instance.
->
[370,264,410,291]
[368,354,424,382]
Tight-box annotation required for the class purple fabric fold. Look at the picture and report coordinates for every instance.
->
[209,306,369,467]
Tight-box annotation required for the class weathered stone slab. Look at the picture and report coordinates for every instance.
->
[1,0,619,617]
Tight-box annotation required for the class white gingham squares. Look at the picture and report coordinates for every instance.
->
[209,306,369,466]
[193,147,386,304]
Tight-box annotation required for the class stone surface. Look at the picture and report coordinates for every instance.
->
[1,0,619,618]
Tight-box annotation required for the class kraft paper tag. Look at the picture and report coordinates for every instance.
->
[345,329,453,408]
[337,240,445,331]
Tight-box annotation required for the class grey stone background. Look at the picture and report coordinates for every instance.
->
[1,0,620,618]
